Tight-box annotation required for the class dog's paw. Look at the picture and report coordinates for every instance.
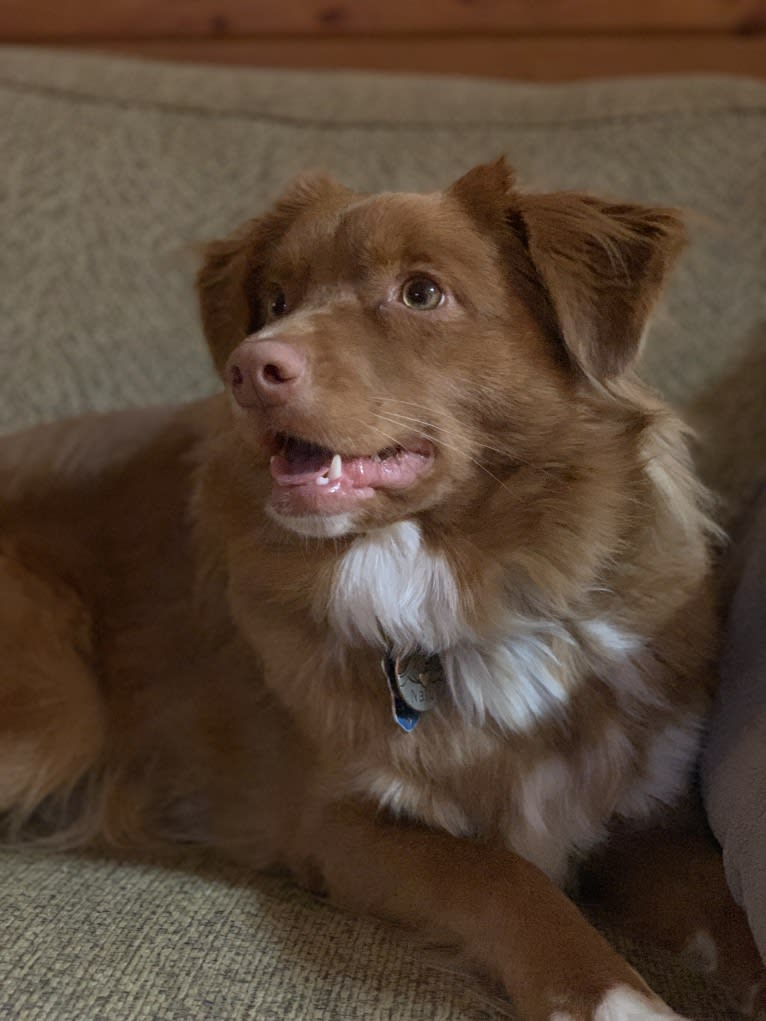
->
[551,985,688,1021]
[740,978,766,1021]
[680,921,766,1018]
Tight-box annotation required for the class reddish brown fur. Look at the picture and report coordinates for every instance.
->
[0,160,762,1020]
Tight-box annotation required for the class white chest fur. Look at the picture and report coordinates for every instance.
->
[326,520,467,653]
[325,521,574,732]
[323,521,701,880]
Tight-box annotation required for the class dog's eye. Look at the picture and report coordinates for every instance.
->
[270,291,287,317]
[401,277,443,311]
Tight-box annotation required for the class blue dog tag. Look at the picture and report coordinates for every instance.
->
[382,651,443,732]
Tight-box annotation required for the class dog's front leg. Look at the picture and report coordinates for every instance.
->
[293,800,685,1021]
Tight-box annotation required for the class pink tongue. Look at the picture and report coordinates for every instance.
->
[270,452,331,485]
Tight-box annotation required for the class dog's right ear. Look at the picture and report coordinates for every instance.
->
[196,173,350,374]
[196,226,256,375]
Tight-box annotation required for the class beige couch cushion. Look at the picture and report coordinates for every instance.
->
[0,846,744,1021]
[0,47,764,1021]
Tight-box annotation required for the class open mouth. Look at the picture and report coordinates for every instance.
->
[267,432,435,517]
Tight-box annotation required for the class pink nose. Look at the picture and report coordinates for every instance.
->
[227,339,307,408]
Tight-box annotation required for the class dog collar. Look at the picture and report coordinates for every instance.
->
[382,650,444,732]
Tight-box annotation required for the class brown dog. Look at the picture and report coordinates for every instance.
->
[1,159,763,1020]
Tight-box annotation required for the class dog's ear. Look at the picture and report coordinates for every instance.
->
[450,159,686,382]
[196,173,351,374]
[196,227,255,375]
[511,192,686,381]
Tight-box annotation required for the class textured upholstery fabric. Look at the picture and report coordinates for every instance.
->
[0,47,764,1021]
[0,850,742,1021]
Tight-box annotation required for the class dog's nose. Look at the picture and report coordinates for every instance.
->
[227,339,307,408]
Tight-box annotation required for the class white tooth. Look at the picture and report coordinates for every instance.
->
[328,453,342,481]
[316,475,330,487]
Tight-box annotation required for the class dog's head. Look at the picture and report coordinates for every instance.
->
[197,159,684,540]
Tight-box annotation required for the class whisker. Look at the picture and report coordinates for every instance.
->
[372,406,522,464]
[369,412,516,497]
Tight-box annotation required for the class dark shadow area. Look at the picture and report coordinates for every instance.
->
[685,324,766,530]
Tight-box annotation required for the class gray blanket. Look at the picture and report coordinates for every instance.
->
[704,487,766,965]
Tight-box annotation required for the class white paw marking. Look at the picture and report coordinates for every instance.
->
[593,985,687,1021]
[680,929,718,975]
[743,979,766,1018]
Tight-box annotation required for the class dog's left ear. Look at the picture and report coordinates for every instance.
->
[451,159,686,382]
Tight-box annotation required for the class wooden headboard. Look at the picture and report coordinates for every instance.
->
[2,0,765,80]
